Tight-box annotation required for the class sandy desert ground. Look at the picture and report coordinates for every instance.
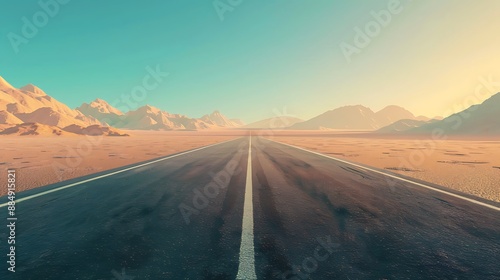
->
[266,131,500,202]
[0,130,246,196]
[1,130,499,203]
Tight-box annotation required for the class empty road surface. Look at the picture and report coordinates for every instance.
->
[1,136,499,279]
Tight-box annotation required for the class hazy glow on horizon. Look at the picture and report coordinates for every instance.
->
[1,0,499,122]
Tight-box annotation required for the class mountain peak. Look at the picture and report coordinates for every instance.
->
[142,104,159,110]
[333,105,373,113]
[203,110,227,119]
[90,98,123,115]
[0,76,15,90]
[375,105,416,127]
[135,105,162,114]
[381,105,404,109]
[200,110,242,127]
[21,84,47,96]
[78,98,123,116]
[340,105,370,109]
[377,105,413,114]
[92,98,108,104]
[329,105,374,115]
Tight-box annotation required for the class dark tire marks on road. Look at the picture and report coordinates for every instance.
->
[252,138,500,280]
[252,148,292,279]
[2,139,249,280]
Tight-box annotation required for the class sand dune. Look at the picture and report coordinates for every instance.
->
[15,107,97,128]
[63,124,129,136]
[0,122,129,137]
[0,110,23,125]
[0,123,67,136]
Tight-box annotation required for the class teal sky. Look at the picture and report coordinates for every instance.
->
[1,0,500,122]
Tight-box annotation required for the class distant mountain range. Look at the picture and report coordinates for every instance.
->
[290,105,432,130]
[1,74,498,136]
[401,93,500,135]
[0,76,101,129]
[244,116,304,129]
[0,75,243,135]
[376,119,435,133]
[77,99,243,130]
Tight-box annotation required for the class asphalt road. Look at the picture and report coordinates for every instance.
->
[1,136,499,280]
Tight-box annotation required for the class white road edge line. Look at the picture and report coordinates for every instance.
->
[268,138,500,212]
[236,136,257,280]
[0,138,241,208]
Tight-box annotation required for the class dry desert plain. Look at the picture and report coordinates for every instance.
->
[0,130,246,196]
[0,130,499,203]
[267,131,500,202]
